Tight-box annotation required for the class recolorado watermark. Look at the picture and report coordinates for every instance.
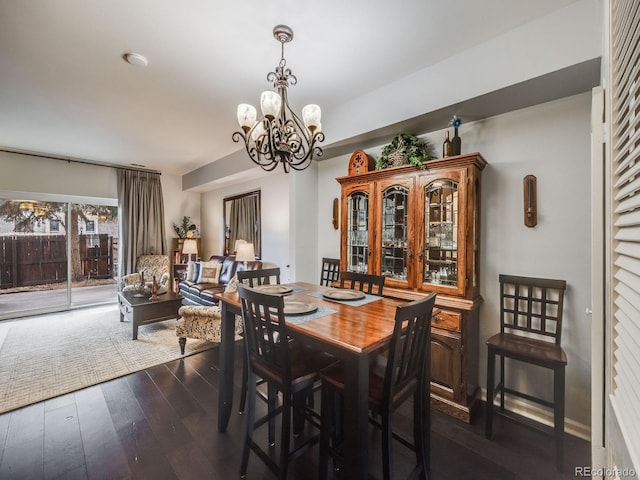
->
[575,466,636,477]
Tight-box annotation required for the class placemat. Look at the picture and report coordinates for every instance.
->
[285,306,337,325]
[306,290,383,307]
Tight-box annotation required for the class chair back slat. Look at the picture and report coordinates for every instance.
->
[238,284,291,383]
[339,271,385,296]
[383,292,437,407]
[320,258,340,286]
[237,267,281,287]
[499,274,566,344]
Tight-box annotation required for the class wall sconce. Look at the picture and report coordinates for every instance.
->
[523,175,537,227]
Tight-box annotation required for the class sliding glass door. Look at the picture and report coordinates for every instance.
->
[0,195,118,319]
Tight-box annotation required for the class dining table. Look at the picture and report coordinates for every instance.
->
[212,281,406,480]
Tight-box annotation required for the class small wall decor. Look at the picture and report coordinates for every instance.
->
[523,174,537,227]
[348,149,375,175]
[332,198,339,229]
[449,115,463,155]
[376,133,435,170]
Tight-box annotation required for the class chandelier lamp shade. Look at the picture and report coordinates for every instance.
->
[233,25,324,173]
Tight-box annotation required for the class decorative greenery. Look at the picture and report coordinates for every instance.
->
[375,133,435,170]
[173,216,194,238]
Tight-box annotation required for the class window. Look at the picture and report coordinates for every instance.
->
[609,0,640,471]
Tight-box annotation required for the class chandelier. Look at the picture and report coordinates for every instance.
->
[233,25,324,173]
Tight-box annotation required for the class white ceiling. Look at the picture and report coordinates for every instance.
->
[0,0,580,176]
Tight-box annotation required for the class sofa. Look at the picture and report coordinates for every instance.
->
[178,254,262,306]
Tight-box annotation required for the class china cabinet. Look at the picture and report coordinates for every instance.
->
[337,152,487,422]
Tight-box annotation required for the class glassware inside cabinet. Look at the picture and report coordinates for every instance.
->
[347,192,369,273]
[424,179,458,286]
[380,186,409,280]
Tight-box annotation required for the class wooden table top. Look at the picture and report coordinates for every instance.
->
[118,289,182,306]
[213,281,406,355]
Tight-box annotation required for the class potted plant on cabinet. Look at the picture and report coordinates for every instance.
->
[375,133,435,170]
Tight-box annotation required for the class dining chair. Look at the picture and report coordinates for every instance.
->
[237,267,281,287]
[485,274,567,471]
[237,284,334,480]
[338,271,385,296]
[236,267,282,414]
[320,258,340,287]
[318,292,437,480]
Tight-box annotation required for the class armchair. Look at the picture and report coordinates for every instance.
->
[121,254,170,292]
[175,305,243,354]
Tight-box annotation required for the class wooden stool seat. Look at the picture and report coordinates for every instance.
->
[486,332,567,366]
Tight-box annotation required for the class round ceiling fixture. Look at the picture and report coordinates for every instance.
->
[122,52,148,67]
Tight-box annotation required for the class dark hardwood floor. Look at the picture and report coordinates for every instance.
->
[0,342,590,479]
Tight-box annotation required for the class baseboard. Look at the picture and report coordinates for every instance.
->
[481,388,591,442]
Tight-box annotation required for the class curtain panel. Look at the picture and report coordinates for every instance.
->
[117,169,167,276]
[229,194,260,257]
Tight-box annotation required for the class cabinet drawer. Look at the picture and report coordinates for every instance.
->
[432,309,461,332]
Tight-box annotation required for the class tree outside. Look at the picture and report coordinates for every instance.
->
[0,199,117,282]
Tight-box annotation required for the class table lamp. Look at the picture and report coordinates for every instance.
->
[182,238,198,262]
[235,242,255,270]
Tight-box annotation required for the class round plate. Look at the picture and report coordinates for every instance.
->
[322,288,366,301]
[283,301,318,316]
[253,284,294,294]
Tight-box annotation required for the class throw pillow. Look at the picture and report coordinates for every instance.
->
[224,274,239,293]
[185,261,196,282]
[197,261,222,284]
[193,261,201,283]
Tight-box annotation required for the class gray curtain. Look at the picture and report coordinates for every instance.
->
[117,169,167,275]
[229,195,260,257]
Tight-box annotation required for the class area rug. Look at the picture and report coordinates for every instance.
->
[0,304,215,414]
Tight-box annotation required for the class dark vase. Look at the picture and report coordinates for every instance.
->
[451,127,461,156]
[443,130,453,158]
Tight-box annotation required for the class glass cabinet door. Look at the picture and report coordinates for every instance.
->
[380,185,409,281]
[424,179,459,288]
[347,191,370,273]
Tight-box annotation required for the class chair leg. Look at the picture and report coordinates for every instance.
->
[292,390,307,437]
[240,371,257,479]
[499,354,505,411]
[178,337,186,355]
[279,391,292,480]
[319,385,331,480]
[239,354,249,414]
[413,389,429,479]
[268,384,278,447]
[485,348,496,439]
[554,366,566,472]
[381,408,393,480]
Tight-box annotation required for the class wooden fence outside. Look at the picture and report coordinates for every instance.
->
[0,234,115,289]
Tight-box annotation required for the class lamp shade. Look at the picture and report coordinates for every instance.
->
[234,239,247,253]
[236,242,255,263]
[182,238,198,255]
[237,103,257,129]
[260,91,281,118]
[302,104,321,130]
